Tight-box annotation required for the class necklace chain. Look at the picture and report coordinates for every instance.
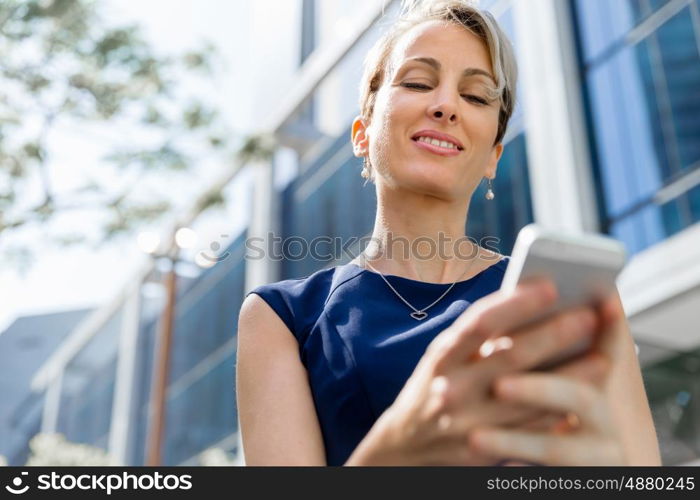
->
[360,253,479,320]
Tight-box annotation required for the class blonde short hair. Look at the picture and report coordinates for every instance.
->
[359,0,518,145]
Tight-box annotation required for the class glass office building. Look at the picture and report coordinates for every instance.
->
[12,0,699,466]
[572,0,700,463]
[574,0,700,254]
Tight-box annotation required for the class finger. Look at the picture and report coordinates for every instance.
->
[442,402,546,436]
[433,279,557,369]
[594,291,628,359]
[471,307,597,384]
[551,351,611,388]
[551,413,581,434]
[438,307,596,403]
[599,291,624,327]
[434,397,561,444]
[469,427,621,465]
[492,373,598,423]
[507,412,581,434]
[432,390,572,440]
[506,412,566,432]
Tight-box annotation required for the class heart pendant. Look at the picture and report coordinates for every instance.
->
[410,311,428,320]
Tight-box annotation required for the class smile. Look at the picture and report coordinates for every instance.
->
[411,137,462,157]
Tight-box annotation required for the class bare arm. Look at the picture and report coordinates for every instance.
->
[236,293,326,465]
[602,291,661,465]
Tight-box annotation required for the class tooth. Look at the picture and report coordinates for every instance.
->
[430,138,441,146]
[439,140,452,149]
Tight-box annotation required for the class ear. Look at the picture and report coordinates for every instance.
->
[485,142,504,179]
[351,116,370,157]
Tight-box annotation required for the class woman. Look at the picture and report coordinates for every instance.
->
[236,0,661,466]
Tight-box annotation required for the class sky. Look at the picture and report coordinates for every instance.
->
[0,0,301,332]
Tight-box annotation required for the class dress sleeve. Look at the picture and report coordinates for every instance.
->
[243,270,334,347]
[245,283,297,339]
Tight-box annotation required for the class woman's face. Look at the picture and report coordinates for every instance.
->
[354,20,504,199]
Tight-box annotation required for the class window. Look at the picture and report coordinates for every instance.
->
[575,0,700,253]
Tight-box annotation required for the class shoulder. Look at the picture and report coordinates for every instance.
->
[490,254,509,275]
[470,252,510,296]
[475,245,510,278]
[241,265,352,344]
[247,266,336,302]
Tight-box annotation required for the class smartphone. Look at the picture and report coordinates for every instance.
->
[498,224,627,369]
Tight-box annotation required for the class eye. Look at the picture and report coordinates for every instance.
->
[462,95,489,106]
[401,82,432,90]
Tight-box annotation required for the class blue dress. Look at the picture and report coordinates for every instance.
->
[245,257,510,465]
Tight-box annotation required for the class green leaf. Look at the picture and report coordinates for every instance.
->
[238,133,276,162]
[208,136,224,148]
[22,142,43,160]
[42,0,78,18]
[0,0,231,265]
[183,51,205,69]
[143,106,164,125]
[196,189,225,212]
[183,103,215,129]
[55,233,84,246]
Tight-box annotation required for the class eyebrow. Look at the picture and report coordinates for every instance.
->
[402,56,496,84]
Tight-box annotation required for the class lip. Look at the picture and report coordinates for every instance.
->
[411,129,464,150]
[412,139,461,157]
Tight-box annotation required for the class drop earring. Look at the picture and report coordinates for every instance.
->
[485,178,495,200]
[361,157,371,179]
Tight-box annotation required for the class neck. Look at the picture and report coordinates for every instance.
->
[361,186,480,284]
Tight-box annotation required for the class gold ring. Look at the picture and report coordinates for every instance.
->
[552,412,581,434]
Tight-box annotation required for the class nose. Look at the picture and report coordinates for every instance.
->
[427,88,458,124]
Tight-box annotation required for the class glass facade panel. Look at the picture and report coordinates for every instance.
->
[575,0,637,63]
[496,4,525,128]
[6,391,44,465]
[169,256,246,385]
[578,3,700,254]
[576,0,700,464]
[643,347,700,464]
[131,232,246,465]
[56,307,122,450]
[574,0,676,64]
[281,129,376,278]
[469,133,533,254]
[314,1,399,137]
[632,0,675,22]
[163,351,237,465]
[637,5,700,174]
[58,358,116,450]
[479,0,502,12]
[132,317,157,465]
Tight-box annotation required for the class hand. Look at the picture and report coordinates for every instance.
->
[468,372,627,465]
[468,294,642,465]
[345,279,603,465]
